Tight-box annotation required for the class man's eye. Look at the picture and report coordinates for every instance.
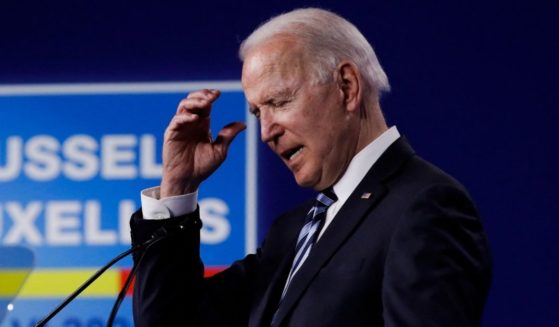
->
[251,109,261,119]
[273,100,289,108]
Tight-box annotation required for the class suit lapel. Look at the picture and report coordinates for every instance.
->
[250,203,313,327]
[271,137,415,326]
[249,252,293,327]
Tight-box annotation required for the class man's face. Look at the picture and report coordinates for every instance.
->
[242,37,360,191]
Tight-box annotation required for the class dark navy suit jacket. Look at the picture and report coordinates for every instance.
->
[131,138,492,326]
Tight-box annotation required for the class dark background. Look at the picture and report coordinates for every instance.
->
[1,1,557,325]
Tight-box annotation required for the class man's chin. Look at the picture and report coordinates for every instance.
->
[293,173,322,191]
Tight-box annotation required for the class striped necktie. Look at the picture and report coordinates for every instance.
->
[271,189,337,324]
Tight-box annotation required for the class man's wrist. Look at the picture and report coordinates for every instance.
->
[160,178,199,198]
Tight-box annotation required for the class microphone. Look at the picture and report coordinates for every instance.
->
[35,220,191,327]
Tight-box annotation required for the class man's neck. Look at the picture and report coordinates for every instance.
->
[354,104,388,155]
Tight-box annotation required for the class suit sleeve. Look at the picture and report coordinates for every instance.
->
[130,208,260,327]
[382,184,492,327]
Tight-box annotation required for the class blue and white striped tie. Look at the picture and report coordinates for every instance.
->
[271,189,337,324]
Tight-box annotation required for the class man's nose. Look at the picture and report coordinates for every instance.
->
[259,112,283,143]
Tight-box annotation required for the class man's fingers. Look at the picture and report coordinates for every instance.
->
[165,113,204,138]
[213,122,247,150]
[176,98,211,116]
[171,112,200,126]
[177,89,221,115]
[186,89,220,100]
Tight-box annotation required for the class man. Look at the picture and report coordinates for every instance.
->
[131,8,492,327]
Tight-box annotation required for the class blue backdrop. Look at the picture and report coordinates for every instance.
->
[0,83,255,325]
[0,1,557,326]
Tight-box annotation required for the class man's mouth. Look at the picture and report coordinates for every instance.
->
[282,145,304,161]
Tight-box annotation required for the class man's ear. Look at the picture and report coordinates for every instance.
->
[336,61,362,113]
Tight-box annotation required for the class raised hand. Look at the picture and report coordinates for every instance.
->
[160,89,246,197]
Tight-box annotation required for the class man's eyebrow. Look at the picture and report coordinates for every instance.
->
[263,88,296,104]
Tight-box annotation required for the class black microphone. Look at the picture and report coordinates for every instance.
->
[35,220,191,327]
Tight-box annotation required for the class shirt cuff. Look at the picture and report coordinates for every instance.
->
[141,186,198,220]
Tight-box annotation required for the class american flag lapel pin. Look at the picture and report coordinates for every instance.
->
[361,192,372,199]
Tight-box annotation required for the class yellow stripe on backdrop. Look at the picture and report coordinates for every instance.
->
[0,269,31,296]
[0,269,120,298]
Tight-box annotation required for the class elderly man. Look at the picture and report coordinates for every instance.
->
[131,8,492,327]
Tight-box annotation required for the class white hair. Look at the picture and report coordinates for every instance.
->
[239,8,390,98]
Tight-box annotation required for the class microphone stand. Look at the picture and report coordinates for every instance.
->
[35,223,178,327]
[106,240,151,326]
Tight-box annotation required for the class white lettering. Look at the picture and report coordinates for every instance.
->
[3,201,43,245]
[1,134,163,181]
[101,135,137,179]
[119,200,135,244]
[0,197,233,247]
[140,134,162,178]
[0,136,22,181]
[63,135,99,181]
[84,200,117,245]
[199,198,231,244]
[46,201,81,245]
[24,135,61,181]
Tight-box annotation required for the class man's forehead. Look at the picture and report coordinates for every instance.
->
[243,53,288,79]
[241,37,309,102]
[244,57,280,78]
[260,86,297,100]
[243,57,305,97]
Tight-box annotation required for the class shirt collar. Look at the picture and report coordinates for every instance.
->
[332,126,400,208]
